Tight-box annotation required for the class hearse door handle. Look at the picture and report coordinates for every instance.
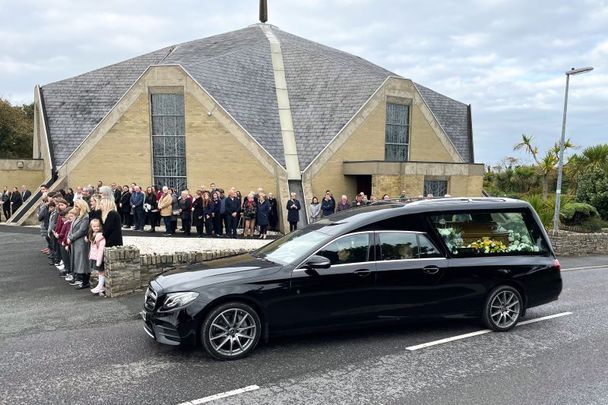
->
[423,266,440,275]
[354,269,372,277]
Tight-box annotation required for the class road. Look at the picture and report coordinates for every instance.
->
[1,229,607,404]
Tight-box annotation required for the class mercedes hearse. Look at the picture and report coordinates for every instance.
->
[141,198,562,360]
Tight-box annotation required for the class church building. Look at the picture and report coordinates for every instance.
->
[11,23,484,228]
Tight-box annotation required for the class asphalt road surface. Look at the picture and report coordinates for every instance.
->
[1,229,607,405]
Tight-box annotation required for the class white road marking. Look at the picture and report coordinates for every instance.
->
[561,264,608,272]
[517,311,572,326]
[177,385,260,405]
[406,311,573,351]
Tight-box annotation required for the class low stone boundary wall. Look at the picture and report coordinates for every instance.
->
[101,231,608,297]
[550,231,608,256]
[104,246,251,297]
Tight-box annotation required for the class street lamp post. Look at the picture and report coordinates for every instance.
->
[552,66,593,236]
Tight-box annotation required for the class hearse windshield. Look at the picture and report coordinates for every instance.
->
[429,210,550,256]
[252,227,330,265]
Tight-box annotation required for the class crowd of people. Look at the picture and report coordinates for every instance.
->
[36,184,123,296]
[1,185,32,221]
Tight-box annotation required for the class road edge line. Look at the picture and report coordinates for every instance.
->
[178,385,260,405]
[406,311,573,351]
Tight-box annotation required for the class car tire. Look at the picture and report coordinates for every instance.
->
[201,301,262,360]
[482,285,523,331]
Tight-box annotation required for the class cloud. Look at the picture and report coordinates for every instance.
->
[0,0,606,165]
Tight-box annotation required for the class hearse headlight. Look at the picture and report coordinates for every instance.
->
[162,292,199,310]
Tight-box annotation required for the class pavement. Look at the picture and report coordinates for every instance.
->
[1,228,608,404]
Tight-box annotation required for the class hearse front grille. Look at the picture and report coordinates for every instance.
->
[144,286,157,311]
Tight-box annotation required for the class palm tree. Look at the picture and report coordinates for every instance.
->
[514,134,573,201]
[566,144,608,194]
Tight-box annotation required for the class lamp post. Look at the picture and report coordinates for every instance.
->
[552,66,593,235]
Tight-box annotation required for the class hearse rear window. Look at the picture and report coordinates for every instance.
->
[429,211,549,256]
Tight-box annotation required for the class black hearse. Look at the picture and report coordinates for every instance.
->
[141,198,562,360]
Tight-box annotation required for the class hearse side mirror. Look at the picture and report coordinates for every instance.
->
[304,255,331,275]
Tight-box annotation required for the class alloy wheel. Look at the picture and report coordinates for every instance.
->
[208,308,257,357]
[489,289,521,329]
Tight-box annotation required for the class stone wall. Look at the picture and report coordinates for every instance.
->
[550,231,608,256]
[104,246,250,297]
[102,231,608,297]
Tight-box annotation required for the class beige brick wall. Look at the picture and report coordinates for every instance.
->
[184,93,276,194]
[0,160,45,191]
[409,103,453,162]
[66,93,152,188]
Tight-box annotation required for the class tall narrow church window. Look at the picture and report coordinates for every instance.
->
[151,94,187,191]
[385,103,410,161]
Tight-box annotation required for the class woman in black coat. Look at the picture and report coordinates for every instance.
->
[202,192,215,236]
[286,192,301,232]
[179,190,192,236]
[192,190,205,237]
[144,187,159,233]
[119,186,132,228]
[256,193,270,239]
[100,201,123,247]
[268,193,278,231]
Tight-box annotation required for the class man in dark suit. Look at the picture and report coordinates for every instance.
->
[20,185,31,203]
[224,188,241,239]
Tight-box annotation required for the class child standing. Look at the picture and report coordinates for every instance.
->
[59,209,75,279]
[88,219,107,296]
[67,199,90,289]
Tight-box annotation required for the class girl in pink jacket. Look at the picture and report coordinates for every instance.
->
[88,219,107,296]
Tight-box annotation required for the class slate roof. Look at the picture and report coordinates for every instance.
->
[40,25,474,169]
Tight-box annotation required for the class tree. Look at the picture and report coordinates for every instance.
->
[566,144,608,193]
[0,99,33,158]
[576,169,608,220]
[514,134,573,201]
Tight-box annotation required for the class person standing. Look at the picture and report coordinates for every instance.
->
[267,192,279,231]
[170,188,179,234]
[192,190,205,237]
[119,185,132,228]
[65,188,74,206]
[88,219,106,296]
[241,192,257,238]
[20,185,31,203]
[10,187,23,214]
[224,189,241,239]
[310,197,321,222]
[336,195,350,212]
[158,187,173,236]
[67,199,90,289]
[286,192,301,232]
[1,187,10,220]
[202,191,215,237]
[179,190,192,236]
[98,186,124,248]
[130,185,145,231]
[321,193,335,217]
[144,187,159,233]
[256,193,270,239]
[211,191,222,237]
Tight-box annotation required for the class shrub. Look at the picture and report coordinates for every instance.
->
[577,169,608,220]
[581,217,607,233]
[560,202,599,225]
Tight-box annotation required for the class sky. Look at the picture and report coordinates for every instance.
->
[0,0,606,166]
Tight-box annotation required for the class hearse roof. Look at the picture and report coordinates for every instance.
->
[312,197,532,236]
